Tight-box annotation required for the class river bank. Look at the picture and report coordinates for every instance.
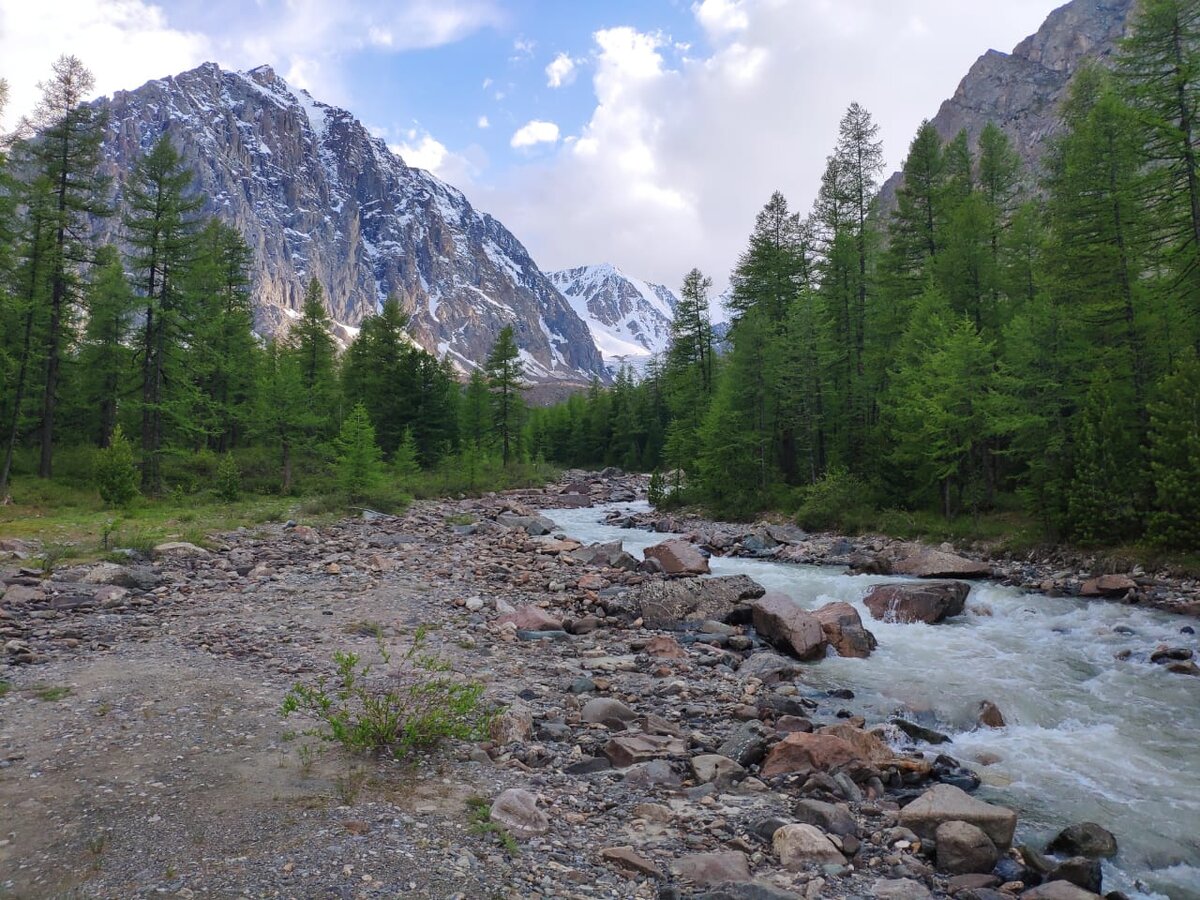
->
[0,471,1195,898]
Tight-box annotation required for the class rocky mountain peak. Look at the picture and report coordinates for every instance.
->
[93,62,605,383]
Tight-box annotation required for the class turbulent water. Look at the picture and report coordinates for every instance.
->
[546,503,1200,900]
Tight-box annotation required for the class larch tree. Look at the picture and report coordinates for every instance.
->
[485,325,525,466]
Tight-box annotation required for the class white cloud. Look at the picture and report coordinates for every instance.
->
[474,0,1070,295]
[392,131,449,172]
[0,0,210,124]
[510,36,536,60]
[477,115,490,128]
[510,119,559,149]
[545,52,577,88]
[389,126,487,187]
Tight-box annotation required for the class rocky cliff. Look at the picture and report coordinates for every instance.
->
[94,62,605,382]
[879,0,1137,205]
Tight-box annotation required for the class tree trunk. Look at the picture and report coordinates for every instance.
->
[0,310,36,496]
[281,440,292,494]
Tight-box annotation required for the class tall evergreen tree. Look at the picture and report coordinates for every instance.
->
[78,245,134,448]
[289,277,339,432]
[485,325,525,466]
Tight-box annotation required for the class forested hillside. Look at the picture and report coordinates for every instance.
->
[531,0,1200,551]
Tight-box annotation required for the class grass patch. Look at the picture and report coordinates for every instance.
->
[342,620,386,639]
[466,795,519,855]
[35,685,72,701]
[0,680,10,698]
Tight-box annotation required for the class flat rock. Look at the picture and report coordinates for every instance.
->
[643,539,710,575]
[773,823,846,869]
[871,878,934,900]
[603,733,688,767]
[152,541,210,559]
[863,582,970,624]
[670,851,751,886]
[490,788,549,838]
[892,546,991,578]
[636,574,765,628]
[749,592,827,660]
[497,605,561,631]
[1019,883,1102,900]
[760,732,864,778]
[899,784,1017,849]
[793,799,858,837]
[600,846,660,878]
[691,753,746,785]
[1079,574,1136,597]
[581,697,638,725]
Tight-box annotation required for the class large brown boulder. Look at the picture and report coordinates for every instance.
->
[1079,574,1136,597]
[760,732,864,778]
[636,574,765,627]
[643,539,710,575]
[892,545,991,578]
[863,582,970,624]
[936,820,999,875]
[899,784,1017,850]
[749,592,827,660]
[813,601,877,658]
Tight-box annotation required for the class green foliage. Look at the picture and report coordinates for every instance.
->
[795,466,873,532]
[1147,359,1200,550]
[647,470,666,508]
[335,403,385,502]
[215,453,241,502]
[280,628,494,759]
[93,425,139,507]
[485,325,526,466]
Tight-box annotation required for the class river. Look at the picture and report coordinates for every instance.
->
[545,502,1200,900]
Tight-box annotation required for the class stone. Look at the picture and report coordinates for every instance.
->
[977,701,1006,728]
[580,697,638,725]
[636,575,765,628]
[792,799,858,837]
[1045,822,1117,859]
[497,605,561,632]
[812,601,877,658]
[489,788,549,838]
[1079,574,1136,597]
[737,651,803,683]
[600,846,660,878]
[863,582,971,624]
[773,823,846,869]
[693,882,803,900]
[152,541,210,559]
[565,541,639,570]
[644,634,688,659]
[1019,883,1102,899]
[691,754,746,786]
[495,513,557,536]
[899,784,1017,849]
[623,759,682,787]
[947,874,1001,892]
[936,820,998,875]
[891,545,991,578]
[602,733,688,767]
[576,573,606,591]
[717,720,771,767]
[1046,857,1102,893]
[870,879,933,900]
[80,563,139,587]
[670,851,752,886]
[759,732,864,778]
[489,702,533,744]
[749,592,827,660]
[817,723,894,763]
[643,539,710,575]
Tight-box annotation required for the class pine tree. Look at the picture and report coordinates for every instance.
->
[485,325,525,466]
[291,277,339,425]
[341,296,415,455]
[1066,372,1143,543]
[124,135,203,494]
[256,340,317,493]
[1147,358,1200,548]
[335,402,385,502]
[78,245,134,448]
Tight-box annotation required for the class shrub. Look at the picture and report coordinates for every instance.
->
[280,626,493,759]
[647,470,665,507]
[215,453,241,502]
[795,466,874,532]
[94,426,139,507]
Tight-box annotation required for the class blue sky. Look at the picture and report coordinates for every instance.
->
[1,0,1068,291]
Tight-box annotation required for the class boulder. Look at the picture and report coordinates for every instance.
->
[152,541,210,559]
[691,753,746,786]
[892,545,991,578]
[497,606,562,632]
[1019,883,1102,900]
[489,788,549,838]
[793,799,858,837]
[717,720,772,767]
[773,823,846,869]
[812,601,877,658]
[556,493,592,508]
[976,701,1006,728]
[489,702,533,744]
[749,592,827,660]
[565,541,639,570]
[600,846,660,878]
[636,575,765,628]
[1045,822,1117,860]
[497,513,556,535]
[581,697,638,725]
[760,732,864,778]
[870,879,933,900]
[935,820,998,875]
[898,784,1017,849]
[644,634,688,659]
[670,851,752,886]
[863,582,970,624]
[817,723,895,764]
[737,651,803,683]
[603,733,688,767]
[1079,574,1136,597]
[643,539,710,575]
[1046,857,1102,893]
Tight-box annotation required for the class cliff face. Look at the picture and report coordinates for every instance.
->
[94,63,605,382]
[879,0,1137,204]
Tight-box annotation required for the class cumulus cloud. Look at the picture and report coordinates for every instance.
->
[545,52,578,88]
[475,0,1069,294]
[477,115,490,128]
[510,119,560,149]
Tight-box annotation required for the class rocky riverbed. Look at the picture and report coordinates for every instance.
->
[0,473,1183,898]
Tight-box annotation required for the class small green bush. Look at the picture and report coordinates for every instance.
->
[795,466,874,532]
[215,453,241,502]
[280,627,493,759]
[94,426,139,507]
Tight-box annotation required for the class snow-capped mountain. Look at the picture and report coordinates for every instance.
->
[547,264,680,369]
[92,62,605,382]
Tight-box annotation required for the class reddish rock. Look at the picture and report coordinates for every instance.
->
[644,635,688,659]
[813,601,877,658]
[600,846,661,878]
[577,573,606,590]
[749,592,827,660]
[497,605,562,632]
[603,734,688,767]
[759,732,864,778]
[977,700,1006,728]
[1080,574,1137,597]
[818,723,894,764]
[863,582,970,624]
[643,540,710,575]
